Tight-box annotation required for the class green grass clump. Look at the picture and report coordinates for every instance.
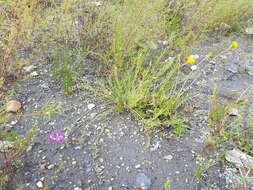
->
[51,47,85,95]
[206,86,253,156]
[106,48,187,133]
[0,122,37,188]
[208,85,230,129]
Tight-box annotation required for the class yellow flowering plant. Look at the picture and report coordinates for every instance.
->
[229,41,239,49]
[187,55,196,64]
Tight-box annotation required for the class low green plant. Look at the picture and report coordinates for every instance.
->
[105,49,188,132]
[0,125,37,188]
[51,47,85,95]
[32,101,63,119]
[208,84,230,130]
[238,167,253,189]
[162,178,171,190]
[194,157,214,184]
[206,85,253,157]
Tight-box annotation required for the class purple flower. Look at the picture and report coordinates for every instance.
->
[48,128,65,143]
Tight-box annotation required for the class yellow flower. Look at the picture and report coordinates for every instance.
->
[186,55,196,65]
[229,41,239,49]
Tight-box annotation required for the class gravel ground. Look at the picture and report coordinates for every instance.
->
[3,34,253,190]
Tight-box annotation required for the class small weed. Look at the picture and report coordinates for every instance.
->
[42,185,49,190]
[208,84,230,130]
[0,125,37,187]
[162,178,171,190]
[32,101,63,120]
[105,48,188,133]
[206,85,253,155]
[238,167,253,188]
[52,47,85,95]
[194,157,214,184]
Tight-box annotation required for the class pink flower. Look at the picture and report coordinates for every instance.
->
[48,128,65,143]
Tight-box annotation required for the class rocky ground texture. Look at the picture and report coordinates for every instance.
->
[2,35,253,190]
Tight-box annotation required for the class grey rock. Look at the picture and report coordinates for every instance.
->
[136,173,152,190]
[225,148,253,169]
[225,63,238,74]
[238,63,247,74]
[41,83,49,89]
[228,108,239,116]
[246,62,253,76]
[218,87,240,100]
[23,65,34,73]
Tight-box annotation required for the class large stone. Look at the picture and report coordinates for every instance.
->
[246,62,253,76]
[136,173,152,190]
[238,63,247,74]
[225,148,253,169]
[6,100,22,113]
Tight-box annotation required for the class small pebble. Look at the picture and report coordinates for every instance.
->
[36,181,43,188]
[191,65,198,71]
[10,120,18,125]
[47,164,54,170]
[163,155,173,161]
[95,1,103,6]
[192,54,199,59]
[23,65,34,73]
[31,71,39,77]
[229,108,239,116]
[72,161,77,165]
[87,103,95,110]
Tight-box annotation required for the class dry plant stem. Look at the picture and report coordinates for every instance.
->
[2,8,21,75]
[181,47,235,94]
[236,86,252,103]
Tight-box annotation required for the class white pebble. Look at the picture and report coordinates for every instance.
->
[87,103,95,110]
[31,71,39,77]
[191,65,198,71]
[163,155,173,161]
[36,181,43,188]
